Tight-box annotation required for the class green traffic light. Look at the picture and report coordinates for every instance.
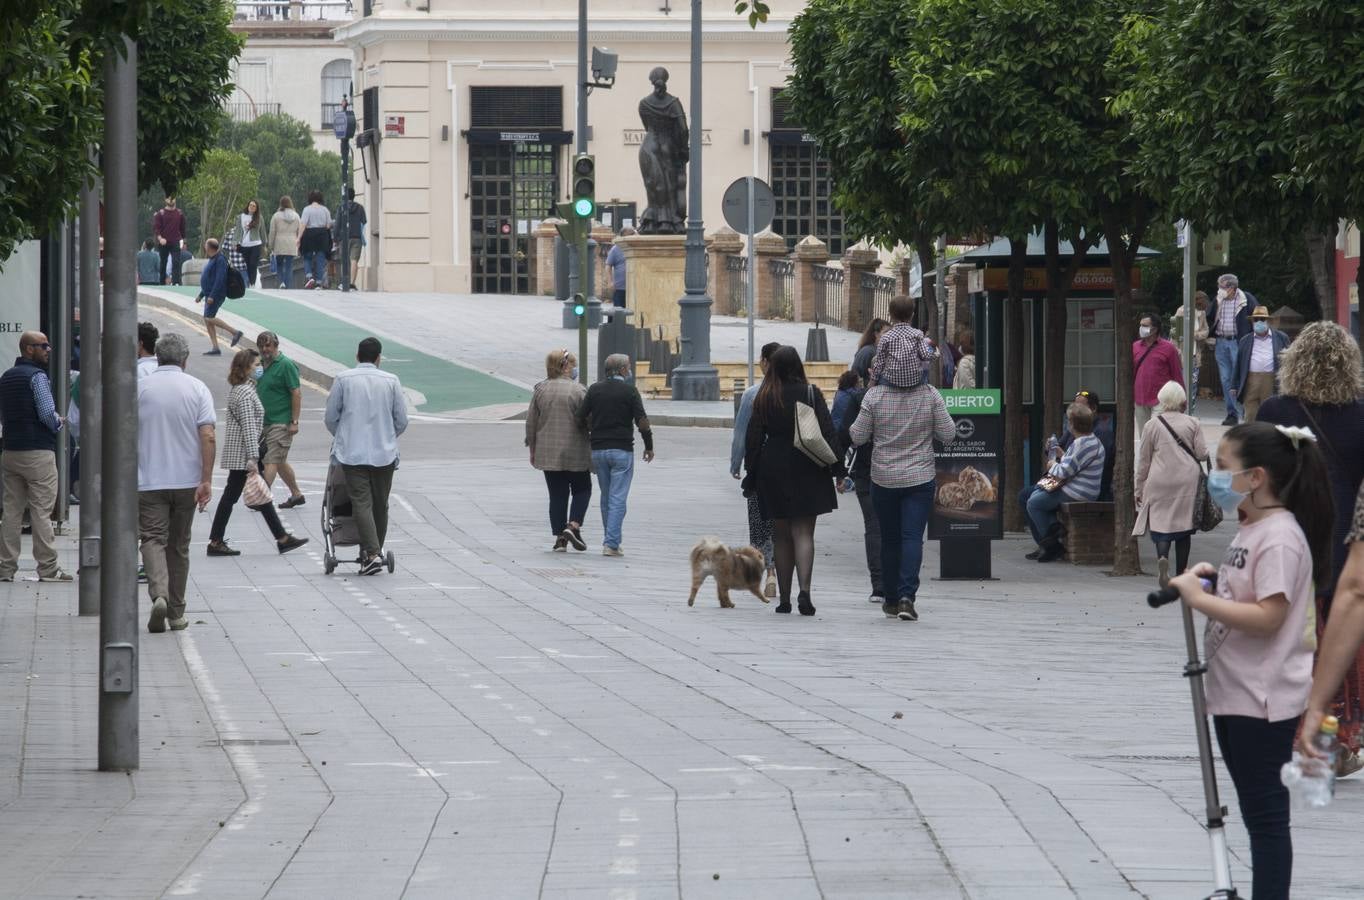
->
[573,304,585,316]
[573,197,594,218]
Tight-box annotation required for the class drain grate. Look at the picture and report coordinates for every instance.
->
[527,568,593,579]
[1078,754,1207,763]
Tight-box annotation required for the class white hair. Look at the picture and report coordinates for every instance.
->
[155,333,190,366]
[604,353,631,375]
[1156,380,1187,412]
[1217,273,1239,288]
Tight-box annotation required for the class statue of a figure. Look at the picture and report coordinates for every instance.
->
[637,67,688,235]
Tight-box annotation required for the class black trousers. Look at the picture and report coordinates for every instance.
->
[544,470,592,535]
[1213,714,1300,900]
[240,244,261,286]
[156,241,182,284]
[210,469,288,543]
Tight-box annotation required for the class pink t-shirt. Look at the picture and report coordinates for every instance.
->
[1204,510,1316,721]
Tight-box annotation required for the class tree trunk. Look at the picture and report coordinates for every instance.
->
[1002,237,1028,533]
[1102,206,1147,576]
[1042,222,1094,441]
[1304,224,1338,324]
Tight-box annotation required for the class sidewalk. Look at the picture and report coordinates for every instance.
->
[139,288,863,426]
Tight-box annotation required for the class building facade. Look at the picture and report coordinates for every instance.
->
[333,0,842,293]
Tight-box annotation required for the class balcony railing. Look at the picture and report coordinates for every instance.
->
[233,1,353,22]
[225,101,282,123]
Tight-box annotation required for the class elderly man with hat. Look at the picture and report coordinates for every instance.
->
[1234,305,1291,422]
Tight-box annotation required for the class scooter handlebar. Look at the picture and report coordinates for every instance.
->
[1146,577,1215,609]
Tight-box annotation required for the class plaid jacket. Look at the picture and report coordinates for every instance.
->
[221,383,263,471]
[526,377,591,471]
[870,323,937,389]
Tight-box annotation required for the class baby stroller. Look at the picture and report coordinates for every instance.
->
[321,462,395,575]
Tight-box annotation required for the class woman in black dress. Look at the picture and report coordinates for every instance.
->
[742,346,845,615]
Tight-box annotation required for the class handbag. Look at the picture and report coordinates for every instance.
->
[1156,415,1222,532]
[242,468,273,508]
[1036,474,1065,493]
[794,384,838,466]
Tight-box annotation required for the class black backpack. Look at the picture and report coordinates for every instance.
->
[225,267,245,299]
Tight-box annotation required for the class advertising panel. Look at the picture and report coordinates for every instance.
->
[929,388,1003,541]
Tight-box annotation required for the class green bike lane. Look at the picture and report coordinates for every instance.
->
[158,287,528,414]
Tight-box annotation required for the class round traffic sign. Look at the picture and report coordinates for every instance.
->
[721,177,775,234]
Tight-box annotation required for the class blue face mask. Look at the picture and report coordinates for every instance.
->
[252,365,264,380]
[1253,320,1269,335]
[1207,469,1249,512]
[570,366,579,381]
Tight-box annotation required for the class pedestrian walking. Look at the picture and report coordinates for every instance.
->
[731,342,780,599]
[1258,321,1364,772]
[1171,291,1210,411]
[605,227,635,308]
[137,334,216,633]
[848,364,953,621]
[743,346,844,615]
[1021,401,1107,562]
[206,349,309,558]
[193,238,244,356]
[578,353,654,557]
[137,320,160,380]
[851,317,889,385]
[137,240,162,285]
[1301,481,1364,766]
[830,370,860,432]
[237,199,265,287]
[837,378,884,607]
[952,329,976,389]
[1206,273,1255,425]
[1234,306,1291,423]
[255,331,306,508]
[0,332,73,583]
[1168,421,1334,900]
[324,337,408,575]
[152,194,187,285]
[1134,380,1209,588]
[299,190,333,290]
[269,195,302,289]
[335,187,367,289]
[1133,313,1184,438]
[526,349,592,552]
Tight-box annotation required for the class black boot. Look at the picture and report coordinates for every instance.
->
[797,591,816,616]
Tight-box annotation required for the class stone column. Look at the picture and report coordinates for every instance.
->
[707,225,742,314]
[751,229,789,319]
[841,246,881,332]
[535,218,562,296]
[948,263,972,339]
[898,258,913,297]
[792,235,828,323]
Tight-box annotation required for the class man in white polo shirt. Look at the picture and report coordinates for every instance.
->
[137,333,216,633]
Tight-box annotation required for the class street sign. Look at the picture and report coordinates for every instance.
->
[721,177,774,233]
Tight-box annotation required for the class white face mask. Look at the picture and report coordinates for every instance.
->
[1138,325,1152,339]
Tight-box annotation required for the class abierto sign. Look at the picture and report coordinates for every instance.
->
[930,389,1002,541]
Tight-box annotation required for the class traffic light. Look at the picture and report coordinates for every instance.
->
[571,154,595,219]
[572,293,586,317]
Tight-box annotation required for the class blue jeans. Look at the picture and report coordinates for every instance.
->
[592,449,634,549]
[1215,337,1241,417]
[303,250,327,285]
[870,480,934,601]
[274,254,295,289]
[1023,484,1067,544]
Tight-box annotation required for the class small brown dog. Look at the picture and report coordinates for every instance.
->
[688,537,769,608]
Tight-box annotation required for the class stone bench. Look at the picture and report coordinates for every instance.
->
[1059,501,1115,566]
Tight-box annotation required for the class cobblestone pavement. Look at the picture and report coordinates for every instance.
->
[2,310,1360,899]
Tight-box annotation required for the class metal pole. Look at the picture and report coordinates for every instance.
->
[1181,222,1196,399]
[53,221,72,528]
[78,154,102,618]
[577,0,588,155]
[99,37,139,772]
[671,0,719,400]
[746,176,755,387]
[339,130,351,292]
[1179,601,1236,893]
[936,234,948,387]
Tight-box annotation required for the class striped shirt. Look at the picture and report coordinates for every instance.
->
[1050,433,1105,501]
[848,382,956,489]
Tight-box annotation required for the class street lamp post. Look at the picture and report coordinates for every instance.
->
[670,0,719,400]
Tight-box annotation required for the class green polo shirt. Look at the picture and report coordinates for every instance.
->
[256,353,301,425]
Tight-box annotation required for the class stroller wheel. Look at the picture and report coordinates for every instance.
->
[385,550,395,573]
[323,553,336,574]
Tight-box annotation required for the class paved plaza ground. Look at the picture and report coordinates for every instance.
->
[2,301,1361,899]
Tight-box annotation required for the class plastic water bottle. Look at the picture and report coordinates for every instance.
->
[1281,715,1340,808]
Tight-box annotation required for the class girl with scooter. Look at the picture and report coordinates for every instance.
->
[1168,421,1333,900]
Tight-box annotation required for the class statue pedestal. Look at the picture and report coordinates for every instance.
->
[614,234,686,340]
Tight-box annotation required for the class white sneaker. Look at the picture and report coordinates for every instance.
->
[168,616,189,631]
[148,597,168,633]
[869,593,885,604]
[602,546,623,557]
[39,569,74,583]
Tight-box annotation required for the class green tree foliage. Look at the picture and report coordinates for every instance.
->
[218,113,344,216]
[180,148,258,244]
[0,0,239,264]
